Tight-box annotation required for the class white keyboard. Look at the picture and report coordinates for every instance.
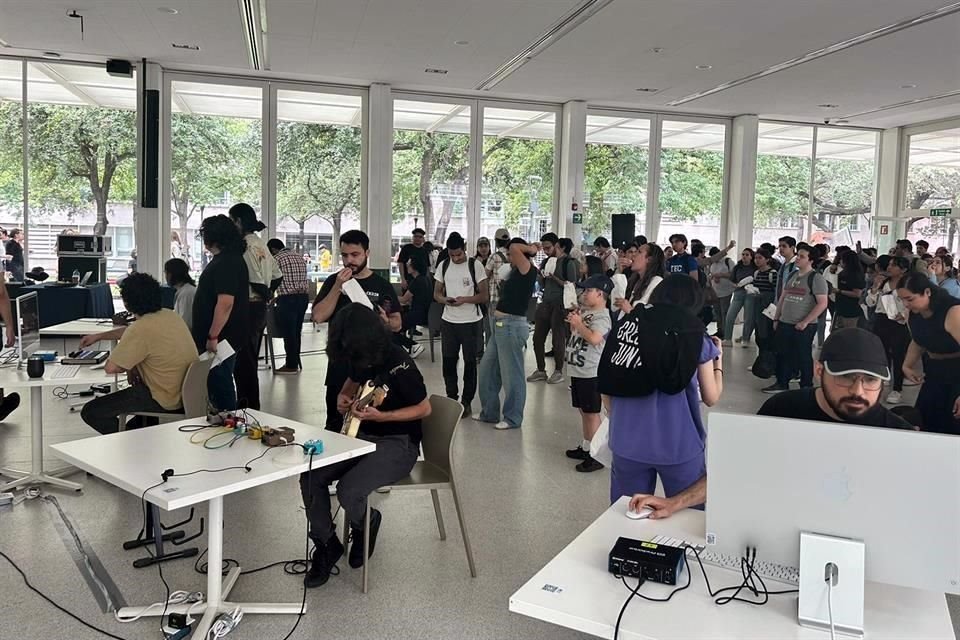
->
[648,534,799,586]
[51,365,81,380]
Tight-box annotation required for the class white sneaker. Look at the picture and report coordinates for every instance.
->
[410,344,424,359]
[494,421,519,430]
[721,340,733,347]
[885,391,902,404]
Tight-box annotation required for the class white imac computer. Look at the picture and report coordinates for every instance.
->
[15,292,40,362]
[706,413,960,635]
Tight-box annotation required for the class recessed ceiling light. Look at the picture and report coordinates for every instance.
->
[42,51,61,59]
[834,119,850,125]
[695,64,712,70]
[424,68,448,74]
[817,103,840,109]
[650,47,664,54]
[635,88,659,93]
[157,7,179,14]
[454,40,469,46]
[172,43,200,51]
[900,83,917,89]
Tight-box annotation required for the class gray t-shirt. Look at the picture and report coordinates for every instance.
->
[565,308,612,378]
[779,270,828,325]
[541,255,578,304]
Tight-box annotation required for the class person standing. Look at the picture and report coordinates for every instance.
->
[593,236,618,276]
[478,238,538,430]
[433,232,488,417]
[268,238,310,374]
[616,243,665,317]
[229,203,282,410]
[833,250,866,330]
[191,215,250,412]
[722,248,757,345]
[164,258,196,330]
[866,256,909,404]
[397,228,429,290]
[775,235,798,300]
[485,228,512,338]
[666,234,699,280]
[707,246,736,343]
[763,243,829,394]
[312,230,401,432]
[396,255,430,358]
[929,254,960,299]
[528,233,577,385]
[5,229,24,282]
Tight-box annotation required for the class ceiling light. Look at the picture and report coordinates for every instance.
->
[454,40,469,46]
[157,7,179,14]
[42,51,61,59]
[425,68,448,74]
[172,43,200,50]
[695,64,712,70]
[817,104,840,109]
[900,83,917,89]
[635,88,659,93]
[834,120,850,125]
[650,47,664,54]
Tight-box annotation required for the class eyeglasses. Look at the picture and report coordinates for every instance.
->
[829,372,884,391]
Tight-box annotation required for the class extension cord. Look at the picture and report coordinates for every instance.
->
[208,607,243,638]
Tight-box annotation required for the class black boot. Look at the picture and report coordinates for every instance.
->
[348,509,382,569]
[304,534,344,588]
[0,392,20,422]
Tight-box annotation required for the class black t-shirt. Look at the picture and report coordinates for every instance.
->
[192,252,250,352]
[731,262,756,285]
[348,345,428,444]
[398,244,429,275]
[5,240,23,267]
[407,274,432,326]
[315,272,400,321]
[758,388,912,429]
[496,264,537,316]
[835,270,866,318]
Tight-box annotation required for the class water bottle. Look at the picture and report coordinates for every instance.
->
[72,269,80,285]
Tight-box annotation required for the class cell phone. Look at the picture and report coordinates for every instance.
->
[446,297,456,304]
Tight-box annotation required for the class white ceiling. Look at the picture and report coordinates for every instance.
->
[0,0,957,129]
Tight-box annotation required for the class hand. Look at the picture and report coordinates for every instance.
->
[628,494,679,520]
[352,405,384,422]
[5,327,14,349]
[447,298,462,307]
[568,310,583,331]
[954,397,960,419]
[616,298,633,315]
[400,281,408,292]
[454,297,470,306]
[206,337,219,353]
[377,306,390,325]
[337,393,354,414]
[126,369,143,386]
[903,366,924,385]
[710,335,723,358]
[619,256,632,269]
[727,240,736,250]
[334,267,353,287]
[773,320,779,331]
[79,334,98,349]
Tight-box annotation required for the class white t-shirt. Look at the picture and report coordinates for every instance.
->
[436,259,488,324]
[242,232,282,299]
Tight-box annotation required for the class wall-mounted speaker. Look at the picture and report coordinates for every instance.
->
[141,89,159,209]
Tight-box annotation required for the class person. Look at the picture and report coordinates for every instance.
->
[774,236,798,300]
[192,215,250,412]
[722,247,757,346]
[899,271,960,435]
[665,234,699,279]
[79,273,197,435]
[433,232,488,417]
[299,304,430,589]
[929,254,960,299]
[617,242,640,276]
[763,243,828,394]
[601,274,723,505]
[707,247,736,343]
[474,236,494,352]
[228,203,282,410]
[593,236,618,276]
[935,246,949,258]
[312,230,401,432]
[628,328,913,519]
[397,228,429,289]
[475,236,492,267]
[485,228,511,339]
[318,244,333,272]
[268,238,310,374]
[478,238,538,430]
[584,255,606,278]
[563,275,613,473]
[528,233,578,385]
[833,249,866,330]
[866,256,909,404]
[127,249,138,275]
[170,231,184,259]
[396,254,430,358]
[916,239,930,260]
[164,258,196,330]
[5,229,24,282]
[0,271,19,421]
[617,243,665,317]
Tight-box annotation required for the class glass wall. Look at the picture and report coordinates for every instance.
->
[754,123,813,249]
[812,128,877,248]
[903,127,960,254]
[0,60,23,276]
[583,113,650,244]
[480,106,556,241]
[169,80,261,273]
[659,120,726,248]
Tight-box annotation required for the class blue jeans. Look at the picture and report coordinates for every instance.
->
[610,453,706,508]
[478,314,529,428]
[207,353,237,412]
[724,289,756,342]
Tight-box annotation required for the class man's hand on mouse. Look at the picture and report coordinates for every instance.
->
[628,493,679,520]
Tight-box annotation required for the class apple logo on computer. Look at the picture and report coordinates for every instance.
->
[821,467,853,503]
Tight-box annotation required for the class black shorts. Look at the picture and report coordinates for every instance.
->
[570,376,601,414]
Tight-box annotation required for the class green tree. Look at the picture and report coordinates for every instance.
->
[583,143,648,238]
[482,137,553,234]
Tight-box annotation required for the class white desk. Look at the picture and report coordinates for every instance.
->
[509,498,954,639]
[51,411,375,638]
[0,364,114,491]
[39,317,115,339]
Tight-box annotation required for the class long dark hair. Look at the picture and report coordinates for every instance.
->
[164,258,195,287]
[840,249,863,278]
[200,215,247,254]
[327,303,392,371]
[898,271,954,313]
[650,273,706,315]
[228,202,266,235]
[627,243,666,302]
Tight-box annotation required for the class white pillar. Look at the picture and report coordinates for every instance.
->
[136,62,163,278]
[364,83,393,272]
[724,115,759,250]
[874,128,903,218]
[557,101,586,243]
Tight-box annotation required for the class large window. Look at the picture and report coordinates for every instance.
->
[754,123,813,248]
[659,120,726,248]
[903,127,960,254]
[481,106,556,241]
[169,80,261,273]
[584,114,650,244]
[811,128,877,248]
[0,60,23,268]
[392,99,471,259]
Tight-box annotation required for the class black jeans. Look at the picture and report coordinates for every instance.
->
[234,300,266,409]
[325,358,350,432]
[533,299,568,372]
[441,319,481,404]
[275,294,309,369]
[873,315,910,392]
[775,322,818,387]
[299,433,419,542]
[80,384,170,435]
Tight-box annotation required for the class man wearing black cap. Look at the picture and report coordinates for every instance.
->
[397,228,428,291]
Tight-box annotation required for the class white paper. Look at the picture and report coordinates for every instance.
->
[498,263,512,281]
[209,340,235,369]
[736,275,754,288]
[589,417,612,467]
[762,303,778,320]
[611,273,628,303]
[563,282,578,310]
[543,257,557,275]
[744,284,760,295]
[341,278,373,309]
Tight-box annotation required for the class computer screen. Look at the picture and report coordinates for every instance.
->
[706,412,960,594]
[15,292,40,361]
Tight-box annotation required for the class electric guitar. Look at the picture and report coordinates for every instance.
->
[342,379,389,438]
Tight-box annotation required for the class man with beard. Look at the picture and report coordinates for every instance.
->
[623,328,912,520]
[313,230,401,431]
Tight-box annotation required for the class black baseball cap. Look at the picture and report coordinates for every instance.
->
[819,328,891,381]
[576,275,614,295]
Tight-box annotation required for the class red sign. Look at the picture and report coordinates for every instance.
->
[880,224,889,235]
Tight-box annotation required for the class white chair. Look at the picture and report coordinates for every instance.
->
[118,357,213,430]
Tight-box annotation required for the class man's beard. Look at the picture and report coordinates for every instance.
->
[348,258,367,274]
[823,384,874,420]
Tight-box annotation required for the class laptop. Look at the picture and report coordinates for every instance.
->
[79,271,93,286]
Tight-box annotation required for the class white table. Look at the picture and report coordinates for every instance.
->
[51,411,375,638]
[509,498,954,639]
[39,317,115,339]
[0,364,114,491]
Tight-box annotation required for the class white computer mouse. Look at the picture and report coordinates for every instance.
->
[626,506,654,520]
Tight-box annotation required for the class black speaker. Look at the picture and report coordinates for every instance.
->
[27,356,44,379]
[612,214,636,249]
[141,89,159,209]
[106,59,133,78]
[57,256,107,283]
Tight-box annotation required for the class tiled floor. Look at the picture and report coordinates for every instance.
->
[0,328,956,640]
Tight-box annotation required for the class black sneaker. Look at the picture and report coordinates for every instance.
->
[0,393,20,422]
[761,384,789,394]
[461,402,472,418]
[348,508,382,569]
[576,456,605,473]
[565,445,589,460]
[304,534,344,588]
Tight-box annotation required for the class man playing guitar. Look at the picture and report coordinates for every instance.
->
[300,303,431,588]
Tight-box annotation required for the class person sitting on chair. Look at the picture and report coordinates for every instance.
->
[299,303,431,589]
[79,273,198,435]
